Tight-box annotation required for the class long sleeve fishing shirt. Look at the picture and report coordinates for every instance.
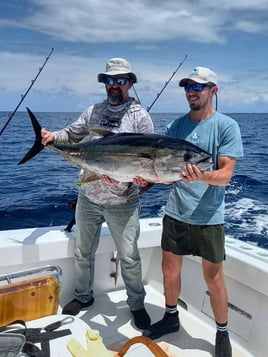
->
[53,98,154,205]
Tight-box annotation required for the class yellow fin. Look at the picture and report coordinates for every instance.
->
[88,128,114,137]
[78,174,100,184]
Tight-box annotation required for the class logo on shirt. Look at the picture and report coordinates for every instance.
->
[191,132,199,144]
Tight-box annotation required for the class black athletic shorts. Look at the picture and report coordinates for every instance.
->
[161,215,225,263]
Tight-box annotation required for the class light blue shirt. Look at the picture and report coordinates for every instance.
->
[165,112,243,225]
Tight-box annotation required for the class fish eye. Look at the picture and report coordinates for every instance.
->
[184,152,192,162]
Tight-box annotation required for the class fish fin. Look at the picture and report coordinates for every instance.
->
[88,128,114,137]
[79,174,100,184]
[139,182,155,195]
[17,107,44,165]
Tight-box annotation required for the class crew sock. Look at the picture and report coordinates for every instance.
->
[165,304,178,315]
[216,321,228,333]
[142,305,180,340]
[215,321,232,357]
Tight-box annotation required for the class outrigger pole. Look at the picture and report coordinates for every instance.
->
[146,54,188,112]
[0,48,54,137]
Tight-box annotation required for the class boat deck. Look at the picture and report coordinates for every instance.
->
[57,284,253,357]
[0,221,266,356]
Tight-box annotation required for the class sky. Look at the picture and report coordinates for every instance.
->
[0,0,268,114]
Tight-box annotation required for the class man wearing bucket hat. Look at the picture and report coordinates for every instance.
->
[143,66,243,357]
[98,57,138,83]
[41,58,154,329]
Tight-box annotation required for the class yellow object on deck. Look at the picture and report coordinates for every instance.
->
[67,329,115,357]
[67,330,170,357]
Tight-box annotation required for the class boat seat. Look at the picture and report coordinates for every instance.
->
[0,265,61,327]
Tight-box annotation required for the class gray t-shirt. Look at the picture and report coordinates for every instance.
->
[53,98,154,204]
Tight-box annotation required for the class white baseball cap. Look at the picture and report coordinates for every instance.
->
[179,66,217,86]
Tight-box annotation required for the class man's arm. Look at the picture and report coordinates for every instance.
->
[179,156,237,186]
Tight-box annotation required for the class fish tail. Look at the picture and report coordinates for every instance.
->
[17,107,44,165]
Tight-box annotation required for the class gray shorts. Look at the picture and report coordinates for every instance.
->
[161,215,225,263]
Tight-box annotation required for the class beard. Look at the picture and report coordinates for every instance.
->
[108,88,124,105]
[189,103,201,111]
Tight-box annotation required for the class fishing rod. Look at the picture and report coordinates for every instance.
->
[146,54,188,112]
[0,48,54,137]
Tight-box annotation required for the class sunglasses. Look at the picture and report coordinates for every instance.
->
[104,77,130,86]
[184,83,213,93]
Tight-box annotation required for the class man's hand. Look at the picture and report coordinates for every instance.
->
[41,128,55,146]
[133,177,149,187]
[100,175,119,185]
[179,164,203,182]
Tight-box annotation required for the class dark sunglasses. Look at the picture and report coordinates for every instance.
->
[184,83,213,93]
[104,77,130,86]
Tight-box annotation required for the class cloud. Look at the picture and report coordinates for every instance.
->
[235,21,266,33]
[0,0,268,112]
[1,0,267,44]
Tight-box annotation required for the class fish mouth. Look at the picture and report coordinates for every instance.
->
[196,156,213,167]
[197,157,212,163]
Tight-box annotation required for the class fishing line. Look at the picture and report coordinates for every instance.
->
[132,84,142,105]
[146,54,188,112]
[0,48,54,137]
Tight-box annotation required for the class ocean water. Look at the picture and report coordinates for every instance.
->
[0,111,267,249]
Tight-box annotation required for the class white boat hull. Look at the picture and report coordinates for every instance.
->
[0,218,268,356]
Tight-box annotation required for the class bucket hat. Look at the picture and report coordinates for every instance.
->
[98,58,137,83]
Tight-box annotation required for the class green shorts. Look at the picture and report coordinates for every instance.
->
[161,215,225,263]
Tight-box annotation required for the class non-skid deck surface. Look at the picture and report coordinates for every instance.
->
[24,284,254,356]
[72,284,253,357]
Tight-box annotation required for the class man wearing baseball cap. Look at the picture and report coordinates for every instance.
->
[41,58,154,329]
[143,67,243,357]
[179,66,217,86]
